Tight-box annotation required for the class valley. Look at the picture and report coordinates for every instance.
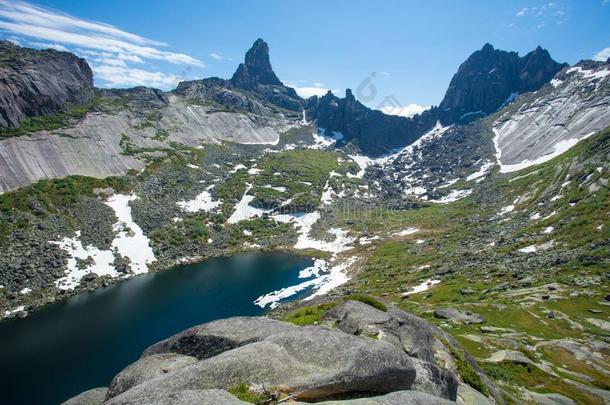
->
[0,36,608,404]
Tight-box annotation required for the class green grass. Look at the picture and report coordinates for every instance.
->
[227,383,268,404]
[345,294,388,312]
[0,103,94,137]
[0,175,131,243]
[491,362,604,405]
[283,302,337,326]
[447,344,488,395]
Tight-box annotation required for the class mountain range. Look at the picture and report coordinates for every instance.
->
[0,38,609,405]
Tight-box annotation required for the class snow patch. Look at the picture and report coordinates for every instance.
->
[176,189,221,213]
[402,278,441,296]
[430,189,472,204]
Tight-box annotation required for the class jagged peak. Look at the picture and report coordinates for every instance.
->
[230,38,283,89]
[481,43,495,52]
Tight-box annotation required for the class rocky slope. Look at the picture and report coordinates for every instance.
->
[65,299,500,404]
[0,40,94,128]
[493,59,610,171]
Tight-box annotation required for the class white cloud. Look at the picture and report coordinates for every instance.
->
[96,57,127,67]
[209,52,232,61]
[94,65,183,89]
[516,8,527,16]
[28,41,68,51]
[0,0,203,67]
[287,85,338,98]
[594,47,610,61]
[380,104,431,118]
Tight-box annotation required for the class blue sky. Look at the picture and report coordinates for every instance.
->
[1,0,609,114]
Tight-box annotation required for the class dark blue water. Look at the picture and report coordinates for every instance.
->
[0,253,313,405]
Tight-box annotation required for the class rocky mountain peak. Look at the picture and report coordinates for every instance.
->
[481,42,495,52]
[230,38,283,89]
[438,43,565,123]
[0,41,94,128]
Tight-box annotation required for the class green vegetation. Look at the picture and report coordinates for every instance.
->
[0,175,130,214]
[227,383,268,404]
[249,149,359,211]
[448,344,488,395]
[0,175,131,243]
[0,104,93,137]
[119,134,170,156]
[491,362,605,405]
[283,302,337,326]
[344,294,387,312]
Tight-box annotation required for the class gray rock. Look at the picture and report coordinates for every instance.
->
[61,387,107,405]
[411,358,459,401]
[294,390,454,404]
[324,301,458,400]
[456,383,493,405]
[142,316,297,359]
[106,388,247,405]
[110,325,416,402]
[484,350,533,366]
[434,308,486,324]
[526,389,575,405]
[0,41,93,128]
[107,353,198,399]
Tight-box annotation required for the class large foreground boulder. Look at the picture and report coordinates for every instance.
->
[68,298,501,404]
[108,325,415,402]
[142,316,296,359]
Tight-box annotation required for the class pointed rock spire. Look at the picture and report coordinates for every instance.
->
[230,39,283,89]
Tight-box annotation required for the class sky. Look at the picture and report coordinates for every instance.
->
[1,0,609,115]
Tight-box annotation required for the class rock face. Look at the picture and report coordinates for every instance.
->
[67,300,499,404]
[306,89,437,155]
[229,38,302,111]
[0,41,94,128]
[493,59,610,170]
[434,308,486,324]
[230,39,283,88]
[439,43,566,123]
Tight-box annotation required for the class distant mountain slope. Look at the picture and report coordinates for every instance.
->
[493,60,610,172]
[309,43,565,155]
[439,44,567,123]
[0,41,93,128]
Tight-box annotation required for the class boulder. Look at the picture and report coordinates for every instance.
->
[106,353,198,398]
[108,325,416,402]
[411,358,459,400]
[107,388,247,405]
[324,301,458,400]
[456,383,494,405]
[484,350,533,366]
[294,390,454,404]
[61,387,107,405]
[142,316,297,359]
[434,308,486,324]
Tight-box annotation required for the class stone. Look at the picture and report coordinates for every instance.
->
[434,308,486,324]
[61,387,108,405]
[106,353,198,398]
[411,358,459,401]
[142,316,297,359]
[484,350,533,366]
[456,383,493,405]
[586,318,610,331]
[526,389,576,405]
[106,388,247,405]
[108,324,416,401]
[294,390,455,404]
